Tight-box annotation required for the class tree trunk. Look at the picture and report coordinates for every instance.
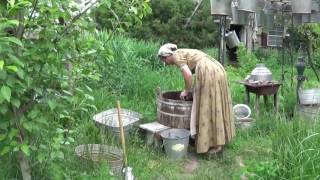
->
[18,151,31,180]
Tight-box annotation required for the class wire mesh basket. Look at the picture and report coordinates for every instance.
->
[75,144,123,175]
[93,108,142,140]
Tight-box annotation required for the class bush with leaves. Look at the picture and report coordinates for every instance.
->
[0,0,150,179]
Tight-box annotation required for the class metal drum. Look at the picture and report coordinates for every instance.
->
[210,0,232,16]
[238,0,257,13]
[292,0,312,14]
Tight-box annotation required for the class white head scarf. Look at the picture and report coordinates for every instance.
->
[158,43,177,57]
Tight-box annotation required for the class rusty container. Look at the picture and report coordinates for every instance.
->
[157,91,192,129]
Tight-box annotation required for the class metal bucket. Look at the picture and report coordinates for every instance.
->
[160,129,190,160]
[210,0,232,16]
[261,2,276,28]
[298,88,320,105]
[75,144,123,175]
[231,4,250,25]
[238,0,257,13]
[233,104,251,119]
[292,0,312,14]
[225,31,240,48]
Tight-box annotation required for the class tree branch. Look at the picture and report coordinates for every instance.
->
[27,0,38,23]
[15,9,25,39]
[54,0,99,43]
[104,0,137,43]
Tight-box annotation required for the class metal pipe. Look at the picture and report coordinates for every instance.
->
[281,10,285,82]
[184,0,203,28]
[290,14,294,88]
[219,16,227,66]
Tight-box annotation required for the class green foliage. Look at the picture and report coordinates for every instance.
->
[242,160,280,180]
[97,0,219,48]
[94,0,152,33]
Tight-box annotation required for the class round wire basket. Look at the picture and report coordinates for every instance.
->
[75,144,123,174]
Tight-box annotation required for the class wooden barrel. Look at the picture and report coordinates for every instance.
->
[157,91,192,129]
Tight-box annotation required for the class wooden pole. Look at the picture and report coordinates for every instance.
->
[116,101,128,175]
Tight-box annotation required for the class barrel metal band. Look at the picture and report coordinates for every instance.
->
[158,110,191,118]
[157,99,192,107]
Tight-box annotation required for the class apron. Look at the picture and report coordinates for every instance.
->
[190,81,197,138]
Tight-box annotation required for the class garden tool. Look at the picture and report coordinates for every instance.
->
[117,101,134,180]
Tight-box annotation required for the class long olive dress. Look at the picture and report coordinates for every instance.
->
[173,49,235,153]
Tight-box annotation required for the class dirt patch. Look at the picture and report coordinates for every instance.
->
[183,158,199,174]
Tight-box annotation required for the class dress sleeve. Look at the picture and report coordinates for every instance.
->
[173,51,187,68]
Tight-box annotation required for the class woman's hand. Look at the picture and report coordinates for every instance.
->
[180,90,190,100]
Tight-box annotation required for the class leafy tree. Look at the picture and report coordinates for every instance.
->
[0,0,150,179]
